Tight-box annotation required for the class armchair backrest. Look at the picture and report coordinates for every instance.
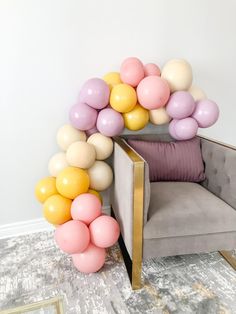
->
[200,137,236,210]
[122,133,236,211]
[122,133,173,142]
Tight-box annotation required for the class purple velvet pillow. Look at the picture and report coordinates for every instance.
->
[127,137,205,182]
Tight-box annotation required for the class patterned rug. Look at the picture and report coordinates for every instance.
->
[0,231,236,313]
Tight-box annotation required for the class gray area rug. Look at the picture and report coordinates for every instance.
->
[0,231,236,313]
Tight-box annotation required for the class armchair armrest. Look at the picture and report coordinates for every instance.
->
[200,136,236,210]
[111,137,150,256]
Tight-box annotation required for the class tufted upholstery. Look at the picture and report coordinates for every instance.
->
[201,138,236,210]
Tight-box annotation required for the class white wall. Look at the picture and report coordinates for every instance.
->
[0,0,236,226]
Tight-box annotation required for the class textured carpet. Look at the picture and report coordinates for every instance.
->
[0,231,236,314]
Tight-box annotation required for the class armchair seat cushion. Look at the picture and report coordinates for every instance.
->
[144,182,236,239]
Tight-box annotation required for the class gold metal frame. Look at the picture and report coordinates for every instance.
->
[113,137,144,290]
[198,135,236,270]
[0,297,64,314]
[220,251,236,270]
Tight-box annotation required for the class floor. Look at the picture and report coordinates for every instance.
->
[0,231,236,314]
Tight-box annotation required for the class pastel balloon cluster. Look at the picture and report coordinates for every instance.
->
[35,56,220,274]
[68,57,219,138]
[167,92,219,140]
[55,194,120,273]
[35,123,116,273]
[35,125,114,226]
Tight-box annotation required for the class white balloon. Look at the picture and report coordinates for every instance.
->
[57,124,86,151]
[48,152,69,177]
[149,107,171,125]
[161,59,193,93]
[66,141,96,169]
[188,85,207,101]
[88,161,113,191]
[87,133,113,160]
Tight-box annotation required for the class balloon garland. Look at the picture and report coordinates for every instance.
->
[35,57,219,273]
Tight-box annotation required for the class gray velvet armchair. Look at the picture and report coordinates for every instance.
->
[111,134,236,290]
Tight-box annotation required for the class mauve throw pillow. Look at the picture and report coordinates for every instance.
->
[127,137,205,182]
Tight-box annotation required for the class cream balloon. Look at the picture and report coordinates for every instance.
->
[161,59,193,92]
[57,124,86,151]
[87,133,113,160]
[188,85,207,101]
[149,107,171,125]
[88,161,113,191]
[48,152,69,177]
[66,141,96,169]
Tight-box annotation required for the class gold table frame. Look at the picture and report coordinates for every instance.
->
[0,297,64,314]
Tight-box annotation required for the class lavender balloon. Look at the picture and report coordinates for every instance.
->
[69,103,98,131]
[79,78,110,109]
[175,117,198,140]
[166,91,196,119]
[97,108,124,137]
[192,99,219,128]
[168,119,182,140]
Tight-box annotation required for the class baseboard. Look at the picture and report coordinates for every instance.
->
[0,205,111,239]
[0,218,53,239]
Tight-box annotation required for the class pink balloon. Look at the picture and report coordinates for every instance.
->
[71,193,102,225]
[120,57,145,87]
[137,76,170,109]
[72,243,106,273]
[89,215,120,248]
[166,91,196,119]
[55,220,90,254]
[79,78,110,109]
[144,63,161,77]
[175,117,198,140]
[86,126,98,136]
[69,103,98,131]
[168,119,182,140]
[192,99,219,128]
[96,108,124,137]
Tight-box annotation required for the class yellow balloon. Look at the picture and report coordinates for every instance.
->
[103,72,122,91]
[43,194,72,225]
[123,104,149,131]
[88,189,103,204]
[35,177,58,203]
[110,83,137,113]
[56,167,89,199]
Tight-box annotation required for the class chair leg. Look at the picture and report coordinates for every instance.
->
[117,231,142,290]
[111,207,142,289]
[131,257,142,290]
[219,251,236,270]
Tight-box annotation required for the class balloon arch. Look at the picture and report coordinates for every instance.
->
[35,57,219,273]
